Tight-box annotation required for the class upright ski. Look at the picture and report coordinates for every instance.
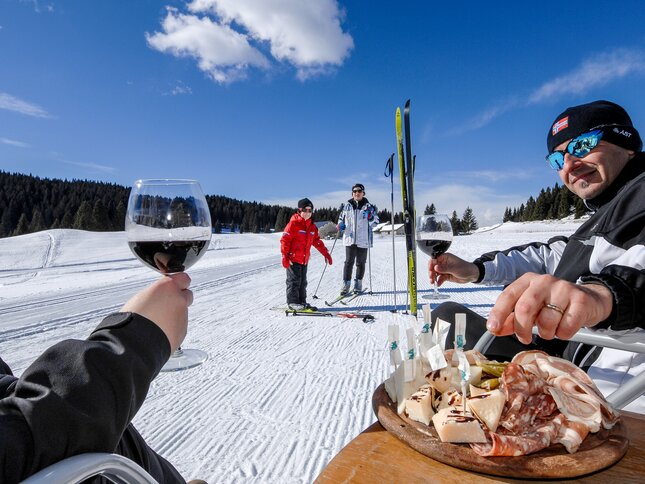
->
[403,100,418,316]
[396,103,418,316]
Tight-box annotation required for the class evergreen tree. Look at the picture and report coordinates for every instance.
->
[214,220,222,234]
[557,188,571,218]
[60,210,74,229]
[450,210,461,235]
[424,203,436,215]
[574,198,587,218]
[13,213,30,236]
[92,199,109,231]
[461,207,478,234]
[29,210,46,233]
[73,201,93,230]
[114,200,126,230]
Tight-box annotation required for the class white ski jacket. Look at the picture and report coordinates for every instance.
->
[338,198,379,249]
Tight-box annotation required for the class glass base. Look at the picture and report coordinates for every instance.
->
[422,293,451,300]
[161,348,208,372]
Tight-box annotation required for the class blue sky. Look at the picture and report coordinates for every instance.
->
[1,0,644,225]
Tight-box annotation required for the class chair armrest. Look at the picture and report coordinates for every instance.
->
[21,453,158,484]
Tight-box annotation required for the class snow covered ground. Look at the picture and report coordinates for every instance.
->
[0,218,641,482]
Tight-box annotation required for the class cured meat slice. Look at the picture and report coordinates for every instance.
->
[471,417,560,457]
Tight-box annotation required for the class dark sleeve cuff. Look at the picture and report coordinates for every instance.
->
[473,261,485,284]
[91,312,171,375]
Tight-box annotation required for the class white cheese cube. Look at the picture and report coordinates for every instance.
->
[467,389,506,432]
[431,407,487,443]
[405,384,435,425]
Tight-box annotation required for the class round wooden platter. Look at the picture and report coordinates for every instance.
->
[372,383,629,479]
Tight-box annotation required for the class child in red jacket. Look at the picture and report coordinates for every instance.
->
[280,198,332,310]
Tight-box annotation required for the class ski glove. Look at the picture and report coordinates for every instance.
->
[367,209,374,221]
[324,253,333,265]
[338,222,345,231]
[282,255,290,269]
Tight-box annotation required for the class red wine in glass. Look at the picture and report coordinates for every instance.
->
[126,179,212,371]
[416,214,453,300]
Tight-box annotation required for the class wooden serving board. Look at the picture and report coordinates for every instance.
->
[372,383,629,479]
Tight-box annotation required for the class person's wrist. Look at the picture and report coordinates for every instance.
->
[577,281,613,323]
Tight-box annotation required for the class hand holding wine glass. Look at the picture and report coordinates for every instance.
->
[125,179,211,371]
[416,213,453,300]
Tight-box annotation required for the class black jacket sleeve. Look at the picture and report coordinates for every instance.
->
[0,312,171,483]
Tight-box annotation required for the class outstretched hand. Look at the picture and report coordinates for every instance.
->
[486,273,613,344]
[120,273,193,352]
[428,253,480,286]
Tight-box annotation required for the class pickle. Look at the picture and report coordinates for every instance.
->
[477,361,508,378]
[478,378,500,390]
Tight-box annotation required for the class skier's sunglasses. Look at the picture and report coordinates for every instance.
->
[352,189,364,193]
[300,208,313,213]
[546,129,604,171]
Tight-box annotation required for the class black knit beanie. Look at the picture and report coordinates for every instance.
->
[297,198,313,210]
[547,100,642,153]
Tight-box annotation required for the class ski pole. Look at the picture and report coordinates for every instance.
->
[384,154,397,312]
[312,228,339,299]
[367,228,373,295]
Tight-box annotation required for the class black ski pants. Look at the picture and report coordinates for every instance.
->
[286,262,308,304]
[342,245,367,281]
[431,301,567,359]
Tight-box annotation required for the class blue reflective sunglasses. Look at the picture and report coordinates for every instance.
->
[545,129,604,170]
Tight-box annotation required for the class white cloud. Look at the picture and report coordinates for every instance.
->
[146,7,270,83]
[0,92,50,118]
[528,49,645,104]
[58,158,115,174]
[457,48,645,133]
[147,0,353,83]
[1,137,29,148]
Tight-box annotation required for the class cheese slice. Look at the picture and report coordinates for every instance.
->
[431,407,487,443]
[405,384,435,425]
[467,389,506,432]
[425,366,452,393]
[392,361,427,414]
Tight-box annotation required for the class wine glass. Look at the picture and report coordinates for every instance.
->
[416,214,453,300]
[125,179,212,371]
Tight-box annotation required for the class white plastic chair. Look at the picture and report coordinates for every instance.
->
[20,452,158,484]
[473,327,645,409]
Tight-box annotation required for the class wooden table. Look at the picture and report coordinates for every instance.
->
[316,411,645,483]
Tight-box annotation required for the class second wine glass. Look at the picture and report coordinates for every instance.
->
[416,213,453,300]
[125,179,212,371]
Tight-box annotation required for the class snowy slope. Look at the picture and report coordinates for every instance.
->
[1,218,640,482]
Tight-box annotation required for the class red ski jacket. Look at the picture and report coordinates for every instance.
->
[280,213,330,265]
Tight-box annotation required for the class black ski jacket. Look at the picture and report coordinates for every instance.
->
[0,312,185,483]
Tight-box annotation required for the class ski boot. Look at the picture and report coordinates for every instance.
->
[340,280,351,296]
[352,279,363,294]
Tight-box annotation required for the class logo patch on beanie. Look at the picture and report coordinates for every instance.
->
[552,116,569,135]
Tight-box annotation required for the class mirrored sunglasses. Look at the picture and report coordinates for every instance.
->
[545,129,603,170]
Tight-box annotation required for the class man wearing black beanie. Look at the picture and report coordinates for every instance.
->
[427,100,645,411]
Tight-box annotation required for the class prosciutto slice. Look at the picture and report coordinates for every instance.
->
[469,351,619,457]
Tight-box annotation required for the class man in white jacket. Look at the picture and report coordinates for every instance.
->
[337,183,380,295]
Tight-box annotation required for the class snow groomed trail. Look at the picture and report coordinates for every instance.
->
[0,223,582,482]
